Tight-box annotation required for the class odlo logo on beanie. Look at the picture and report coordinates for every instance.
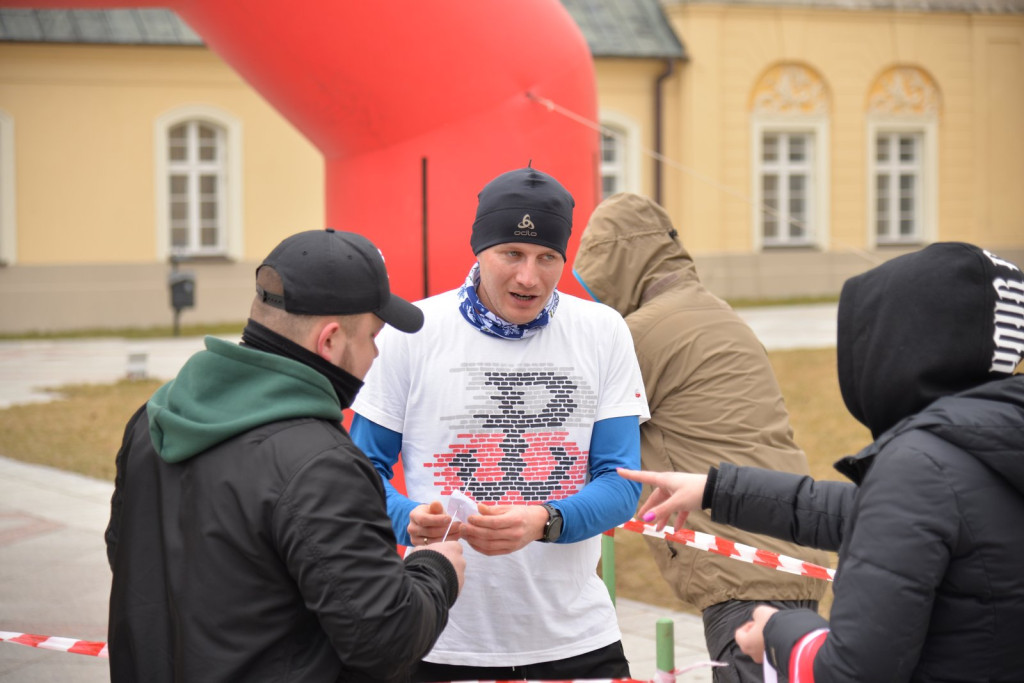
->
[985,249,1024,375]
[515,214,538,238]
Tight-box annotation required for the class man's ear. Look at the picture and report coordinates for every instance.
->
[314,320,343,363]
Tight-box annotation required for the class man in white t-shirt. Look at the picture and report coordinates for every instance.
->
[351,165,650,681]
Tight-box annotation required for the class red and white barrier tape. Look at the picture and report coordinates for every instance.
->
[616,519,835,582]
[0,631,108,658]
[1,522,830,667]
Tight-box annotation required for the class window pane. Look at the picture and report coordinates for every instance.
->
[200,175,217,194]
[762,175,778,239]
[900,173,916,236]
[198,125,218,162]
[169,175,187,196]
[169,124,188,162]
[171,200,188,222]
[171,226,188,248]
[602,175,617,198]
[876,136,890,163]
[601,133,617,163]
[789,175,806,237]
[876,174,890,236]
[201,226,218,247]
[788,135,805,162]
[763,134,778,162]
[899,135,917,162]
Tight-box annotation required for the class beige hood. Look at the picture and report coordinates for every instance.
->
[573,192,700,315]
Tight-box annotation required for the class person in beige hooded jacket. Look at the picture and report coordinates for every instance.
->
[573,192,827,682]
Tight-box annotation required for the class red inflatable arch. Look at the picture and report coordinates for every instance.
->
[7,0,598,299]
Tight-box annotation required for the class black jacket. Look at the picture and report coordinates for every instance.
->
[707,244,1024,682]
[106,334,458,682]
[713,377,1024,681]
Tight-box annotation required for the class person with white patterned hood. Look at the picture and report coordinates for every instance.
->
[620,241,1024,682]
[351,166,649,681]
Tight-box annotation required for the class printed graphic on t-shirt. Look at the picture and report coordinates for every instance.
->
[432,363,597,504]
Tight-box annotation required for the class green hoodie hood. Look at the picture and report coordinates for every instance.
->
[147,336,343,463]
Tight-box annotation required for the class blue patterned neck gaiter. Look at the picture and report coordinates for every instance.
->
[457,263,559,340]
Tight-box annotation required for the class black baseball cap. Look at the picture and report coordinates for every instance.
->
[256,229,423,333]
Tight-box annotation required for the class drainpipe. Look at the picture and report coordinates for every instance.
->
[654,58,675,205]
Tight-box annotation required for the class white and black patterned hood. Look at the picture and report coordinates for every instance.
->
[836,242,1024,439]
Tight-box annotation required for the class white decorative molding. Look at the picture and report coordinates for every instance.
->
[752,64,829,116]
[867,67,941,117]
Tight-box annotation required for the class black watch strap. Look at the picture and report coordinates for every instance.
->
[540,503,563,543]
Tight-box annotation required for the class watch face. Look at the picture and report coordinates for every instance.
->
[543,505,563,542]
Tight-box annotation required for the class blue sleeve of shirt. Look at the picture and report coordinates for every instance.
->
[349,413,418,546]
[550,415,642,544]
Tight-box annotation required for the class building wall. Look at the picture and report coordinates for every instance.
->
[593,58,674,199]
[2,4,1024,332]
[0,43,323,333]
[647,2,1024,298]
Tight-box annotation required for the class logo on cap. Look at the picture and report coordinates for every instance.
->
[514,214,538,238]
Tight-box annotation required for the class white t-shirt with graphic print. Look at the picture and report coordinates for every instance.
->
[353,288,649,667]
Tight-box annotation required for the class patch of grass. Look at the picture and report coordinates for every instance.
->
[0,347,869,615]
[610,347,869,616]
[0,322,245,341]
[726,295,838,309]
[0,380,163,480]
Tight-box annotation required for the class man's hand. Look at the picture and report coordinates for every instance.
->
[459,504,548,556]
[407,540,466,593]
[735,605,779,663]
[407,500,461,546]
[616,467,708,531]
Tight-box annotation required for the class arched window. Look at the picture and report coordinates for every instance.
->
[0,109,15,266]
[600,126,626,199]
[750,64,831,250]
[599,110,642,199]
[155,106,242,261]
[866,66,940,247]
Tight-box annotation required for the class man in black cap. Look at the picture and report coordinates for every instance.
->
[351,167,650,680]
[620,242,1024,681]
[106,229,465,683]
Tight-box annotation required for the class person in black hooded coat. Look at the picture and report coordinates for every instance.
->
[620,242,1024,682]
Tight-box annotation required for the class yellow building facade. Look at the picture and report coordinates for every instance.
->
[598,1,1024,298]
[0,40,324,334]
[1,2,1022,333]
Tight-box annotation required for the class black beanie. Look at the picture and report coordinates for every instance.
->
[470,167,574,260]
[837,242,1024,437]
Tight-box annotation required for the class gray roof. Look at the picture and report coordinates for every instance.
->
[661,0,1024,13]
[561,0,686,59]
[0,8,201,45]
[0,3,686,58]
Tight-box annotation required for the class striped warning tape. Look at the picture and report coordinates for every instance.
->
[0,631,108,658]
[616,519,835,582]
[1,522,830,667]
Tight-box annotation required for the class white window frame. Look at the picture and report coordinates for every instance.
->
[866,118,937,248]
[0,110,15,266]
[155,105,243,262]
[751,117,830,250]
[599,109,642,197]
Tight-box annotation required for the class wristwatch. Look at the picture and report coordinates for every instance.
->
[540,503,563,543]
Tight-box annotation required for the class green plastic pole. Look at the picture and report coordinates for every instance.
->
[601,532,616,605]
[656,617,675,674]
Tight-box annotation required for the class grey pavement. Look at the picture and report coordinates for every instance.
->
[0,303,837,681]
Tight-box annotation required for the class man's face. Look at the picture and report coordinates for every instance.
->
[332,313,385,380]
[475,242,564,325]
